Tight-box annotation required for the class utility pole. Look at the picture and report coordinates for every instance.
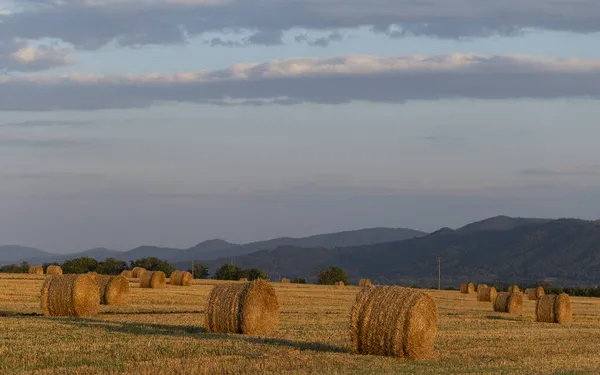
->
[437,256,441,290]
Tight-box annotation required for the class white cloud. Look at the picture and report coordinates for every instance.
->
[1,53,600,111]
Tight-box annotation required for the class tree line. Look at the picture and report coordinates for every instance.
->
[0,258,350,285]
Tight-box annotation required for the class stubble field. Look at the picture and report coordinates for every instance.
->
[1,274,599,374]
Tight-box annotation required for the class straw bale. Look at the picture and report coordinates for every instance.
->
[350,286,438,360]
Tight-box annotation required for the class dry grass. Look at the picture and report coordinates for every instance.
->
[350,286,438,360]
[40,274,100,317]
[3,273,600,374]
[205,279,279,335]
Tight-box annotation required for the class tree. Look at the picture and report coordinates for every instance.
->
[317,266,350,285]
[0,261,29,273]
[215,264,242,280]
[62,257,98,274]
[97,258,127,275]
[245,268,268,281]
[189,263,209,279]
[292,277,306,284]
[132,257,174,277]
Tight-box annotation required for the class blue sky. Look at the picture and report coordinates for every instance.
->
[1,0,600,252]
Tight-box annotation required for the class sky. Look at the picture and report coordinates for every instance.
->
[1,0,600,253]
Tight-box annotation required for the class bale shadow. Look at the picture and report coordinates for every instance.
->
[37,317,348,354]
[486,314,526,322]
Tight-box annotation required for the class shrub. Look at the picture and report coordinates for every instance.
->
[317,266,350,285]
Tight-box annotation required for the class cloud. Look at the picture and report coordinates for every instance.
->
[204,30,283,47]
[295,32,344,47]
[1,120,93,127]
[1,0,600,55]
[520,165,600,177]
[3,172,104,180]
[2,53,600,111]
[1,39,73,72]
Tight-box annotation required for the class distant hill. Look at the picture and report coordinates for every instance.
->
[194,227,427,260]
[0,246,53,263]
[0,226,426,264]
[203,218,600,287]
[456,215,553,233]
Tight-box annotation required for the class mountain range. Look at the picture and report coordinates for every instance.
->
[201,216,600,287]
[5,215,600,287]
[0,227,426,265]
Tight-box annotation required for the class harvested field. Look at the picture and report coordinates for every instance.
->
[1,273,600,374]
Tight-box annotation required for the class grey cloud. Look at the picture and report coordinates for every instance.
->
[2,53,600,111]
[1,120,93,127]
[4,172,104,180]
[0,137,106,148]
[295,31,344,47]
[2,0,600,54]
[205,37,244,47]
[243,30,283,45]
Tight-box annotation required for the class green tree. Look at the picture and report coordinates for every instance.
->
[189,263,209,279]
[97,258,127,275]
[215,264,242,280]
[0,261,30,273]
[132,257,174,277]
[317,266,350,285]
[62,257,99,274]
[245,268,268,281]
[292,277,306,284]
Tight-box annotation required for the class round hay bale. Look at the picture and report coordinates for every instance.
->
[131,267,147,279]
[336,281,345,287]
[476,284,488,293]
[508,285,520,294]
[536,293,572,324]
[205,279,280,335]
[169,270,181,285]
[281,278,291,284]
[467,283,475,294]
[87,271,98,277]
[170,270,192,286]
[350,286,438,360]
[139,271,167,289]
[120,270,133,278]
[524,288,536,300]
[40,274,100,317]
[359,279,372,287]
[536,286,545,299]
[95,275,129,305]
[477,286,497,302]
[239,277,248,282]
[46,265,63,275]
[29,266,43,275]
[493,292,523,314]
[459,283,467,294]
